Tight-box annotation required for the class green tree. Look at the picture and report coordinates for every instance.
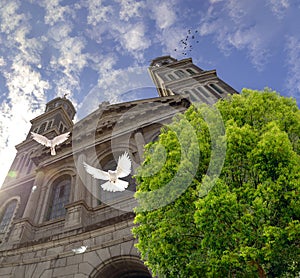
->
[133,89,300,277]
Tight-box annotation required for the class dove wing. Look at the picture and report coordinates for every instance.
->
[101,181,125,192]
[115,179,129,190]
[116,152,131,178]
[31,132,51,147]
[83,162,109,180]
[51,132,70,146]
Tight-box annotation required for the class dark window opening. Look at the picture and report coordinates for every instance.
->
[0,200,17,233]
[39,122,47,134]
[186,68,196,75]
[174,70,187,78]
[47,176,71,220]
[210,83,224,94]
[167,74,176,80]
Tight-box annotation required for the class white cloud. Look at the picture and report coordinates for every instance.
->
[0,56,6,67]
[78,65,154,119]
[285,36,300,97]
[267,0,290,19]
[86,0,113,25]
[48,23,72,42]
[0,0,51,186]
[156,27,187,55]
[225,0,249,23]
[90,54,117,74]
[14,26,44,65]
[197,0,273,70]
[6,61,49,98]
[121,23,150,52]
[0,61,49,186]
[98,66,153,100]
[0,0,25,34]
[57,36,87,75]
[117,0,145,21]
[227,27,270,70]
[47,23,87,100]
[41,0,73,26]
[149,0,177,29]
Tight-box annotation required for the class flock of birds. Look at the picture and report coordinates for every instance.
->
[31,132,131,192]
[174,29,200,56]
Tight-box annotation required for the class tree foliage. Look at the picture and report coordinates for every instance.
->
[133,89,300,277]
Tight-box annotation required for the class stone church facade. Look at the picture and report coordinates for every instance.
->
[0,56,237,277]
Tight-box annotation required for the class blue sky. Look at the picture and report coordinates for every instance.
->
[0,0,299,185]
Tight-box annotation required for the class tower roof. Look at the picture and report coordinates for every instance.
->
[45,96,76,120]
[149,56,178,67]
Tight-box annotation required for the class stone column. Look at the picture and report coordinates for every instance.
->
[36,177,51,224]
[65,153,90,228]
[23,171,44,221]
[74,153,87,201]
[134,129,145,162]
[9,171,45,243]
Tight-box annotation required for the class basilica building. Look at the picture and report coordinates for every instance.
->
[0,56,237,277]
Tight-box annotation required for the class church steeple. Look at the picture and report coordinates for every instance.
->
[2,96,75,187]
[148,55,238,103]
[29,96,75,139]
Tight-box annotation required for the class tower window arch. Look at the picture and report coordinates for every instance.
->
[186,68,196,75]
[39,122,47,134]
[197,86,210,98]
[47,175,71,220]
[59,122,67,133]
[174,70,187,78]
[47,120,53,130]
[209,83,224,94]
[167,74,176,81]
[0,199,18,234]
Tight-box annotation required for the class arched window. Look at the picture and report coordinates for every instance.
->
[197,86,218,104]
[26,151,35,174]
[55,101,61,107]
[47,120,53,130]
[39,122,47,134]
[186,68,196,75]
[197,86,210,98]
[59,122,67,133]
[0,200,18,234]
[174,70,187,78]
[47,175,71,220]
[209,83,224,94]
[167,74,176,81]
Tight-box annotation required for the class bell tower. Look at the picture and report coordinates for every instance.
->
[29,96,75,138]
[148,55,238,103]
[2,96,75,188]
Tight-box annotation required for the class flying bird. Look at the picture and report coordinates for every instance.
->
[31,131,70,156]
[177,28,201,55]
[83,152,131,192]
[72,246,87,254]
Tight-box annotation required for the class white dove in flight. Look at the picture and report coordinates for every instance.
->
[72,245,87,254]
[83,152,131,192]
[31,131,70,156]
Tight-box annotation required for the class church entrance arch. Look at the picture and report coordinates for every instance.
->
[91,256,152,278]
